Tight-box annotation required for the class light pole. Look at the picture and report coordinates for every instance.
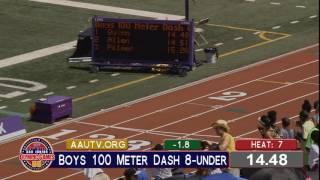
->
[185,0,189,21]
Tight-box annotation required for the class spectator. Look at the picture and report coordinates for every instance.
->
[306,130,319,180]
[200,141,210,150]
[280,117,294,139]
[211,120,235,152]
[267,110,277,126]
[257,115,279,139]
[124,168,148,180]
[305,126,319,151]
[163,168,187,180]
[312,100,319,126]
[302,100,312,113]
[308,130,319,170]
[294,120,304,142]
[84,168,110,180]
[147,144,172,180]
[299,110,315,169]
[212,120,239,177]
[187,168,245,180]
[267,110,280,135]
[187,168,210,179]
[299,110,315,141]
[249,168,305,180]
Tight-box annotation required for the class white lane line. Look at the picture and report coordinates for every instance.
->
[111,94,317,180]
[272,26,281,30]
[20,99,31,103]
[234,37,243,41]
[290,20,300,24]
[89,79,99,83]
[66,86,76,90]
[0,106,7,110]
[270,2,281,5]
[44,92,54,96]
[29,0,184,20]
[245,0,255,2]
[77,121,219,138]
[214,42,224,46]
[0,170,29,180]
[1,57,316,151]
[57,171,82,180]
[0,41,76,69]
[0,47,317,158]
[298,81,320,86]
[195,49,203,52]
[111,73,120,77]
[309,15,318,19]
[1,59,319,180]
[119,74,319,141]
[296,5,306,8]
[253,31,261,35]
[177,91,318,140]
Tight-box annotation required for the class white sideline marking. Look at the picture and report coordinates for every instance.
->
[20,99,31,103]
[0,106,7,110]
[44,92,54,96]
[245,0,255,2]
[195,49,203,52]
[310,15,318,19]
[111,73,121,77]
[66,86,76,90]
[89,79,99,83]
[290,21,300,24]
[272,26,281,29]
[0,41,76,68]
[270,2,281,5]
[234,37,243,41]
[214,42,224,46]
[29,0,184,20]
[253,31,261,35]
[296,5,306,8]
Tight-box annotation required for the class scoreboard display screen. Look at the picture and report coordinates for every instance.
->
[92,17,194,67]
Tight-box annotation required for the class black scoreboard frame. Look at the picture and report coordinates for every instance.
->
[91,16,195,74]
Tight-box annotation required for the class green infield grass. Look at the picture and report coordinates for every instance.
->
[0,0,318,132]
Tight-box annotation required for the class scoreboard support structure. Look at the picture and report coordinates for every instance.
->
[89,16,195,76]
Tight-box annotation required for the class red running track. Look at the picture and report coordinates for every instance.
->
[0,44,318,180]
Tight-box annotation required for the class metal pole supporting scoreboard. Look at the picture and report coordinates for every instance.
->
[185,0,190,20]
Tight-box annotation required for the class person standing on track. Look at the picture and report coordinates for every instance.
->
[211,119,239,177]
[299,110,315,170]
[211,120,235,152]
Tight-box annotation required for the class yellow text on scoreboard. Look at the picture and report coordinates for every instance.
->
[65,139,128,150]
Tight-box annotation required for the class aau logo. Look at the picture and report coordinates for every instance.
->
[19,137,55,172]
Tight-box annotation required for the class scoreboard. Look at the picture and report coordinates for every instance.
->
[92,17,195,69]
